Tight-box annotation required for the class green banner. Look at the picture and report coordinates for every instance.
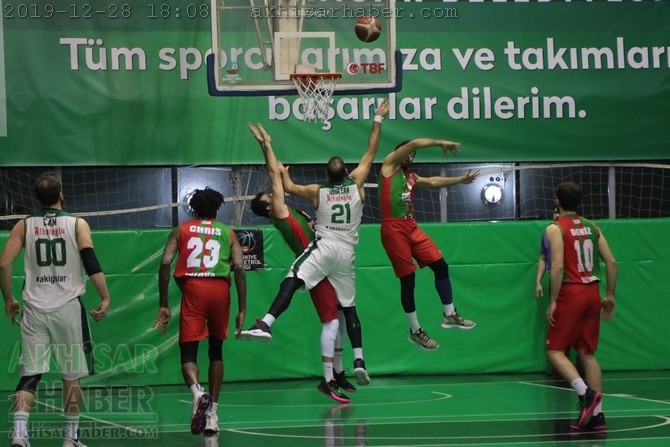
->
[1,219,669,390]
[0,1,668,165]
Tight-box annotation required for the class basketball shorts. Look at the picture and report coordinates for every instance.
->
[381,219,443,278]
[19,298,93,381]
[546,283,602,354]
[289,238,356,308]
[179,277,231,344]
[309,278,339,323]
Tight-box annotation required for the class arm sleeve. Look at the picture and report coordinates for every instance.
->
[80,247,103,276]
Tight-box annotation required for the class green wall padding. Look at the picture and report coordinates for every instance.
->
[1,219,668,390]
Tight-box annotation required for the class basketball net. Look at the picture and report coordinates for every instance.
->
[290,72,341,124]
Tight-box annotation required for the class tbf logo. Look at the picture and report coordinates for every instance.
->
[346,62,386,75]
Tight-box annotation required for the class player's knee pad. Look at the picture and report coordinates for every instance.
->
[180,341,199,365]
[208,337,223,361]
[16,374,42,394]
[428,258,449,279]
[322,320,339,342]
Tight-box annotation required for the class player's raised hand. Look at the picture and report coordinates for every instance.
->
[247,123,262,144]
[257,123,271,144]
[461,169,480,184]
[375,98,391,118]
[278,163,290,177]
[440,141,461,158]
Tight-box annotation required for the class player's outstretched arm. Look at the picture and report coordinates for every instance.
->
[279,164,320,207]
[349,98,390,187]
[414,169,480,190]
[382,138,462,174]
[249,123,289,218]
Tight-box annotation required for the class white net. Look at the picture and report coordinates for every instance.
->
[290,73,341,124]
[1,162,669,230]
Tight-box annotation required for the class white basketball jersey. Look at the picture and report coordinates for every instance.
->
[315,177,363,245]
[23,209,86,309]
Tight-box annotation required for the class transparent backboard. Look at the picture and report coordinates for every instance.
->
[208,0,400,96]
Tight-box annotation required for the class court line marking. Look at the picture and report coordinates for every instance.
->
[28,399,146,434]
[178,391,452,409]
[520,381,670,406]
[224,415,670,441]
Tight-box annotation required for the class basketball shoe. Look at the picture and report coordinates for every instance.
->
[62,438,86,447]
[10,438,30,447]
[190,389,213,435]
[588,413,608,431]
[441,309,476,329]
[334,370,357,393]
[317,378,350,403]
[353,358,370,386]
[238,319,272,341]
[572,388,602,430]
[409,328,439,350]
[204,410,219,435]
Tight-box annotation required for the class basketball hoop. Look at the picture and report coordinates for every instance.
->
[290,72,342,124]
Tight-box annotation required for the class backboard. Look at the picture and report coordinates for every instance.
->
[208,0,400,96]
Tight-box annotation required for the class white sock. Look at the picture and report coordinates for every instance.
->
[443,304,455,316]
[210,402,218,415]
[190,383,203,396]
[353,348,363,361]
[65,414,79,439]
[406,312,421,333]
[570,378,588,396]
[13,411,29,439]
[333,348,344,373]
[262,314,276,327]
[323,362,334,382]
[593,401,602,415]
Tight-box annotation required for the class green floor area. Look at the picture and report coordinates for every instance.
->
[1,371,668,447]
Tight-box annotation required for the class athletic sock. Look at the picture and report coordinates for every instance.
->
[323,362,334,382]
[570,378,588,396]
[333,348,344,373]
[190,383,203,396]
[13,411,29,439]
[65,414,80,440]
[405,312,421,333]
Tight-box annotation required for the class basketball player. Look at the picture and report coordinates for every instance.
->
[240,99,390,403]
[378,139,479,350]
[153,187,247,436]
[0,171,111,447]
[545,181,617,431]
[247,122,376,393]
